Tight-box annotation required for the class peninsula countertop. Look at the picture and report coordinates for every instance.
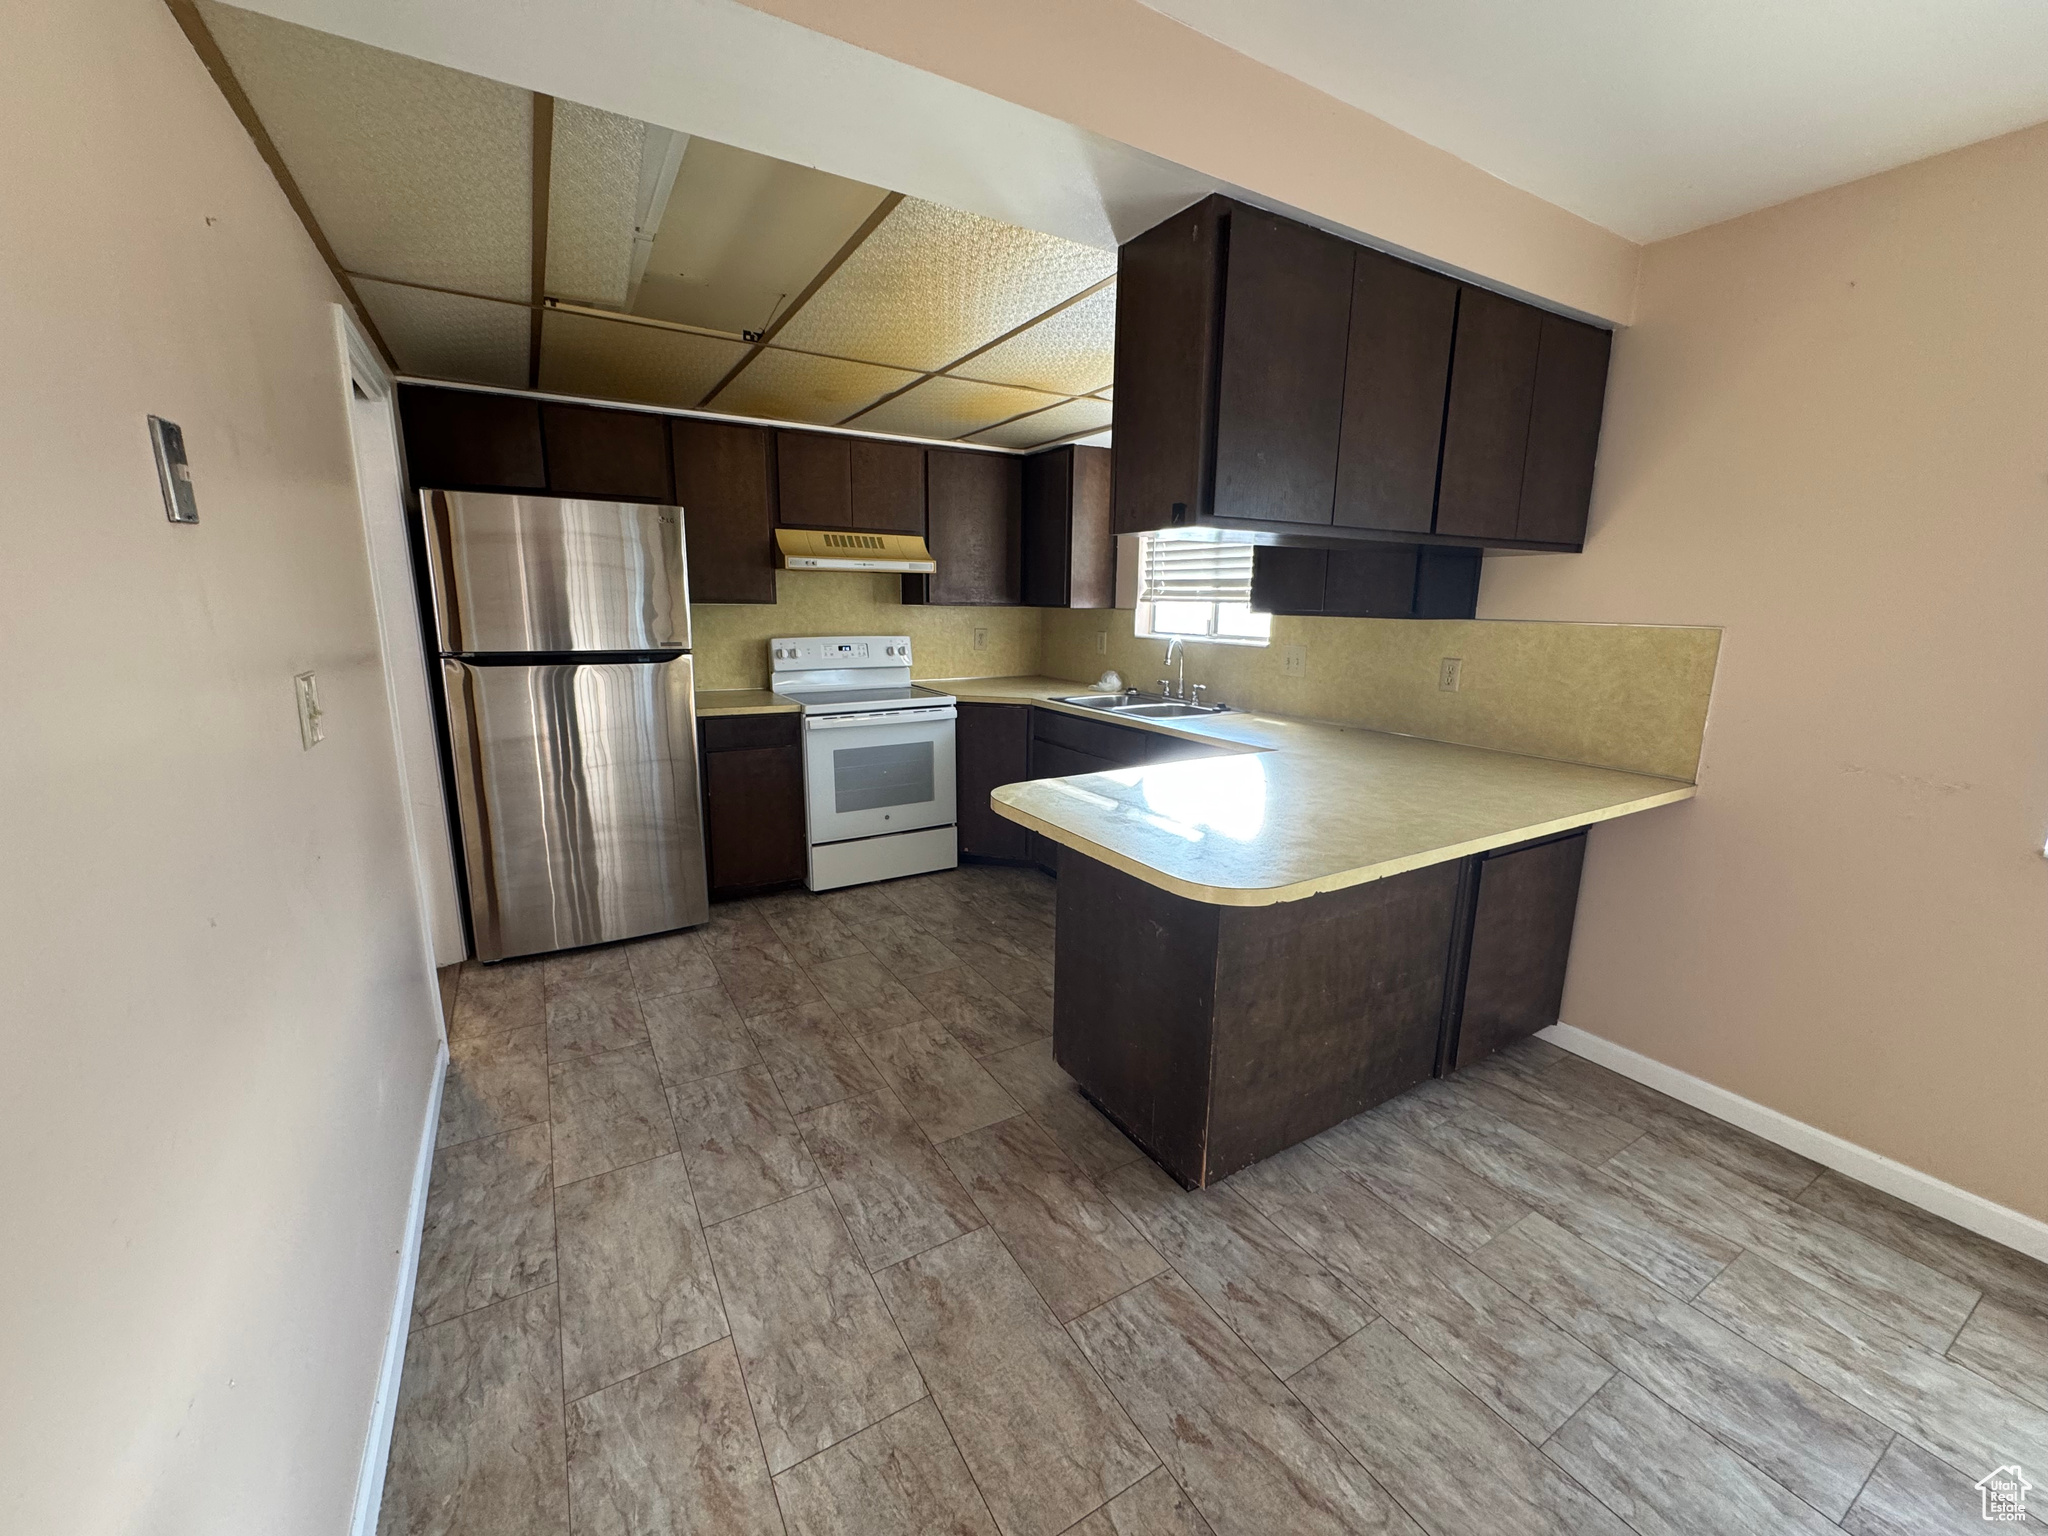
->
[926,675,1695,907]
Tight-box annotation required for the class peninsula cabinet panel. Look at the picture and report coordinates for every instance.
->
[1022,444,1114,608]
[1334,249,1458,534]
[904,449,1022,606]
[849,439,926,534]
[775,431,852,529]
[399,385,546,492]
[1454,831,1587,1069]
[957,704,1031,862]
[673,418,776,604]
[1435,287,1544,542]
[540,402,673,502]
[1211,208,1354,527]
[1516,314,1612,547]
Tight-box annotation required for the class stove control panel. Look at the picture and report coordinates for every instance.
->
[770,635,913,669]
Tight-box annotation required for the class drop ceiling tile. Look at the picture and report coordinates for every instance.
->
[354,279,527,387]
[708,349,919,426]
[850,377,1063,439]
[953,282,1116,396]
[965,396,1115,450]
[635,139,888,336]
[770,197,1116,372]
[199,1,532,300]
[537,310,751,410]
[546,100,645,309]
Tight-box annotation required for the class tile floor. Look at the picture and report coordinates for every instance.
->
[382,863,2048,1536]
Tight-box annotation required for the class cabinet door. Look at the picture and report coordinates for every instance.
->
[1435,288,1543,542]
[542,403,673,502]
[1323,545,1420,617]
[918,449,1022,605]
[703,745,808,894]
[776,431,851,528]
[673,419,776,604]
[1516,314,1611,547]
[399,385,546,491]
[1334,250,1457,534]
[1212,208,1354,526]
[956,704,1032,860]
[1021,448,1073,607]
[1413,546,1482,619]
[1066,445,1115,609]
[1454,832,1586,1069]
[850,439,926,534]
[1249,546,1327,616]
[1031,740,1118,780]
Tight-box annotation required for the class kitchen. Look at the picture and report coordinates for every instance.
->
[11,4,2048,1536]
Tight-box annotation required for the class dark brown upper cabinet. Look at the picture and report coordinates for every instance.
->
[1022,443,1114,608]
[1334,250,1457,534]
[903,448,1022,606]
[1435,287,1544,542]
[1249,543,1477,620]
[850,438,926,534]
[775,431,851,528]
[1210,208,1353,527]
[1112,195,1609,553]
[541,402,673,503]
[673,418,776,605]
[1516,314,1612,545]
[398,385,546,492]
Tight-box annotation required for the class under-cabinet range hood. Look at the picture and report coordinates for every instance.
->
[775,529,936,573]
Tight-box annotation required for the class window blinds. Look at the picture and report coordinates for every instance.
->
[1137,533,1257,603]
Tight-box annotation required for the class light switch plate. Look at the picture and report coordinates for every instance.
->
[294,671,325,749]
[1281,644,1307,679]
[148,416,198,524]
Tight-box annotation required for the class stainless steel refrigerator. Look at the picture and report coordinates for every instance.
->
[423,490,709,962]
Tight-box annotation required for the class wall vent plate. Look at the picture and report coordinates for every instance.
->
[148,416,199,524]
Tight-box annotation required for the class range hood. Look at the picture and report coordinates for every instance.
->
[776,529,936,573]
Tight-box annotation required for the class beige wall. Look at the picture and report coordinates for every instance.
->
[1483,124,2048,1220]
[0,1,443,1530]
[734,0,1640,322]
[694,573,1045,689]
[1042,608,1718,782]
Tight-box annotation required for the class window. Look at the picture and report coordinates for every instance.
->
[1132,533,1272,645]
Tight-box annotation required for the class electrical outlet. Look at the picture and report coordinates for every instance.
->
[1281,644,1307,679]
[294,671,325,749]
[1094,630,1108,655]
[1438,657,1463,692]
[972,626,988,653]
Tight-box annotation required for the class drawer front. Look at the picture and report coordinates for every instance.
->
[1030,740,1119,781]
[1032,706,1150,765]
[702,712,799,752]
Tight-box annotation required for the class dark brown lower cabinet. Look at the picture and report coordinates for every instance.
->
[956,704,1031,861]
[1451,830,1586,1069]
[1055,851,1460,1187]
[700,714,806,897]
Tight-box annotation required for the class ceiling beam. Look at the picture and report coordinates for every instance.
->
[528,93,555,389]
[695,190,905,408]
[162,0,397,368]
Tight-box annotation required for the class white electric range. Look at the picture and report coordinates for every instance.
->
[770,635,959,891]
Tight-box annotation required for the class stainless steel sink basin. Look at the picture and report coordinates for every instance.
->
[1052,692,1230,719]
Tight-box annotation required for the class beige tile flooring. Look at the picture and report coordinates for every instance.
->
[383,863,2048,1536]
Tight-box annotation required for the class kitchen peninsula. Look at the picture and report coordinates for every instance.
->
[942,679,1695,1188]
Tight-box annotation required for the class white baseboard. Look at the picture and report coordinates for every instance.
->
[349,1042,447,1536]
[1540,1022,2048,1266]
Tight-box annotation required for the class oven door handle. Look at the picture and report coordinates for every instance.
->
[804,706,958,731]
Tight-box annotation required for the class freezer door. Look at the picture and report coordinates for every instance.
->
[424,490,690,654]
[444,656,709,960]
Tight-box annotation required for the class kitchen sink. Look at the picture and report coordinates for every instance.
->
[1053,692,1230,719]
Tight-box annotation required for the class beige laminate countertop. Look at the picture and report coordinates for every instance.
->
[695,688,799,717]
[926,676,1696,907]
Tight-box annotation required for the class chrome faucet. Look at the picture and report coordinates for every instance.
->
[1161,637,1187,700]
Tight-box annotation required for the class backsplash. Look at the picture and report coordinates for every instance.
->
[691,571,1045,689]
[1040,607,1720,781]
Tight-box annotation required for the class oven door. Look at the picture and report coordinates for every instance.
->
[803,706,957,845]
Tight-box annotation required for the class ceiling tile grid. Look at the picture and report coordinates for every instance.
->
[967,395,1115,450]
[707,349,922,425]
[537,310,750,409]
[199,1,532,300]
[769,196,1118,373]
[849,375,1066,439]
[954,281,1118,396]
[546,100,646,309]
[354,279,529,387]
